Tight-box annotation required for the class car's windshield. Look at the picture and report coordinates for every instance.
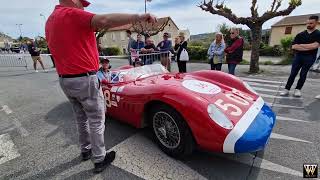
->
[108,64,169,83]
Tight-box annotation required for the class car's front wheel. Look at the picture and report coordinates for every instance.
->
[149,104,195,158]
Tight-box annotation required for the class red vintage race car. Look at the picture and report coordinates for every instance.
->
[101,64,276,158]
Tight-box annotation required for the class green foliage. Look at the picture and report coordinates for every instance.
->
[259,45,283,56]
[280,36,294,64]
[263,61,274,65]
[101,47,122,56]
[280,36,294,51]
[36,38,48,49]
[188,46,208,61]
[240,59,250,65]
[290,0,302,6]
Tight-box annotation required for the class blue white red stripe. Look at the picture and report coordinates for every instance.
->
[223,97,265,153]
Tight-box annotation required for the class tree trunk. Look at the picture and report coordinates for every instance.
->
[249,25,262,73]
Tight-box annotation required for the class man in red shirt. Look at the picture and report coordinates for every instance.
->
[46,0,156,173]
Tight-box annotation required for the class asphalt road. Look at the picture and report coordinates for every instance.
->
[0,55,319,180]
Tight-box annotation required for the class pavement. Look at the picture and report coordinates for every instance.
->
[0,55,319,180]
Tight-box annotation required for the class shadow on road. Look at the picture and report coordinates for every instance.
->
[45,102,78,148]
[305,100,320,122]
[21,157,85,180]
[181,150,263,180]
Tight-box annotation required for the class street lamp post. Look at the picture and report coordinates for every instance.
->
[40,13,46,22]
[16,24,23,38]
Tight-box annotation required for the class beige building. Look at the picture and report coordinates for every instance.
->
[100,17,190,53]
[269,13,320,46]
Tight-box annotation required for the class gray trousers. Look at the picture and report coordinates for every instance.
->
[59,75,106,163]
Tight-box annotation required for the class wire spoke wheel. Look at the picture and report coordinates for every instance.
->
[153,111,181,149]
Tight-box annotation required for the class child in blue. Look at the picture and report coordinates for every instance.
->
[97,58,111,81]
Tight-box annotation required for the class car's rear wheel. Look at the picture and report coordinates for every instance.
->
[149,104,195,158]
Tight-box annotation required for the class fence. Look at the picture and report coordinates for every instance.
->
[100,50,173,65]
[0,54,28,69]
[0,51,173,70]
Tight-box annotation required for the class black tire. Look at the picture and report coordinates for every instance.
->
[149,104,195,158]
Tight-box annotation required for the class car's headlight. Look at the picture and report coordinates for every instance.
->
[243,82,258,95]
[207,104,234,129]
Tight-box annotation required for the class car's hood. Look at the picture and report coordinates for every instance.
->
[141,72,260,125]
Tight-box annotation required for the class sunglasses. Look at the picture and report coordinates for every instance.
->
[231,32,236,34]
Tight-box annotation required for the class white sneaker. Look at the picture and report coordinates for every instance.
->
[280,89,289,96]
[293,89,302,97]
[44,69,48,73]
[35,70,39,73]
[315,95,320,100]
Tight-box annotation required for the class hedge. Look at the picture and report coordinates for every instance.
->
[259,45,283,56]
[188,46,208,61]
[101,47,122,56]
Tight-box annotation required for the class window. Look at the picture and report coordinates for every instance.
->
[120,32,126,41]
[285,27,292,35]
[111,33,116,41]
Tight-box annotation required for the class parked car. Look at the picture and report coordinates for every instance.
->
[101,64,276,158]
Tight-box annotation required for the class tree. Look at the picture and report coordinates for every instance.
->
[95,29,107,47]
[132,17,170,39]
[200,0,302,73]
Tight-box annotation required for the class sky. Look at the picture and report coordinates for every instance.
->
[0,0,319,38]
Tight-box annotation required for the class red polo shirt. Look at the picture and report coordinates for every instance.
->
[45,5,99,75]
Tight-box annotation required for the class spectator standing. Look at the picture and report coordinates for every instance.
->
[27,39,47,72]
[176,32,188,73]
[172,36,181,62]
[141,37,158,65]
[207,32,225,71]
[157,32,172,71]
[46,0,157,173]
[126,30,135,65]
[132,34,145,50]
[280,15,320,97]
[224,28,244,75]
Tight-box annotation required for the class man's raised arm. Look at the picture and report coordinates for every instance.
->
[91,13,157,30]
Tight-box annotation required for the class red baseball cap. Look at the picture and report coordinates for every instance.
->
[80,0,91,7]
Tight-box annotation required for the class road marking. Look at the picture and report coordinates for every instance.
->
[241,77,283,84]
[260,93,302,100]
[110,134,207,180]
[220,153,302,177]
[0,105,29,137]
[270,133,312,143]
[246,82,283,88]
[1,105,12,114]
[0,134,20,165]
[265,103,304,109]
[252,86,279,93]
[277,116,310,123]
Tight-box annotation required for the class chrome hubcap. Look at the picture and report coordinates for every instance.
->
[153,111,180,149]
